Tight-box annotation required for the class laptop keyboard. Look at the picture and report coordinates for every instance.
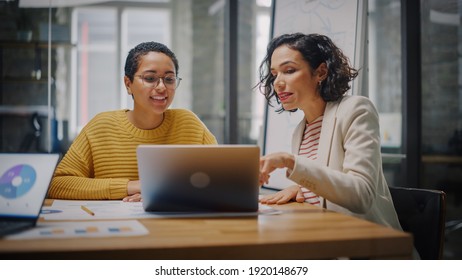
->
[0,221,32,236]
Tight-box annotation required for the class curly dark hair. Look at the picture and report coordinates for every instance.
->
[124,41,179,82]
[257,33,358,112]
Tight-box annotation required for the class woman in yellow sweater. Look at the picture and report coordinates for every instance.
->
[49,42,217,201]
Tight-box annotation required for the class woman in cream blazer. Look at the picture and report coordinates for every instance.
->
[257,33,401,231]
[287,94,401,229]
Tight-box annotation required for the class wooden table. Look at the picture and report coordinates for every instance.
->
[0,201,412,259]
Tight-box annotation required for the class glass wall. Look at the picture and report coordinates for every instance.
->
[0,0,271,152]
[0,2,67,153]
[73,8,118,133]
[369,0,462,259]
[368,0,404,187]
[420,0,462,259]
[421,0,461,184]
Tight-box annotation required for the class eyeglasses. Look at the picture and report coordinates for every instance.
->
[136,73,182,89]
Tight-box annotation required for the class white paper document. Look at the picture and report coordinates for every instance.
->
[41,200,153,220]
[40,200,281,221]
[5,220,148,240]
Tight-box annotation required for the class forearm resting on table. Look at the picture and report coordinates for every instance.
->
[127,180,141,195]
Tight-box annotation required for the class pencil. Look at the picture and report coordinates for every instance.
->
[80,205,95,216]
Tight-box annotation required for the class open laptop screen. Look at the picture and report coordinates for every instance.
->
[137,145,260,213]
[0,153,59,219]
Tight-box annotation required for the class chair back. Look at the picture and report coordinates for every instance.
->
[389,186,446,260]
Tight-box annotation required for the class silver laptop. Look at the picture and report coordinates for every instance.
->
[137,145,260,213]
[0,153,60,236]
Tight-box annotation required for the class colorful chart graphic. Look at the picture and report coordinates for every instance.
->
[38,225,134,237]
[0,164,36,199]
[5,221,148,240]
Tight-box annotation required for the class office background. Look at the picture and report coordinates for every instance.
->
[0,0,460,259]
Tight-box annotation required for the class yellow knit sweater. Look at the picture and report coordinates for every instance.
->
[49,109,217,200]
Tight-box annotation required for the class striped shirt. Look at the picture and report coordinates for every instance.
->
[298,115,323,205]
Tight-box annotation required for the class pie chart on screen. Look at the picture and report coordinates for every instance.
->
[0,164,36,199]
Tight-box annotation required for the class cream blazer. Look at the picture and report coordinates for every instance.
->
[287,95,402,230]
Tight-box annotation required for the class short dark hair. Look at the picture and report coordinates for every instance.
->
[124,41,179,82]
[257,33,358,112]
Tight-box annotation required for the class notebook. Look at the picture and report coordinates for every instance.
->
[137,145,260,213]
[0,153,60,236]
